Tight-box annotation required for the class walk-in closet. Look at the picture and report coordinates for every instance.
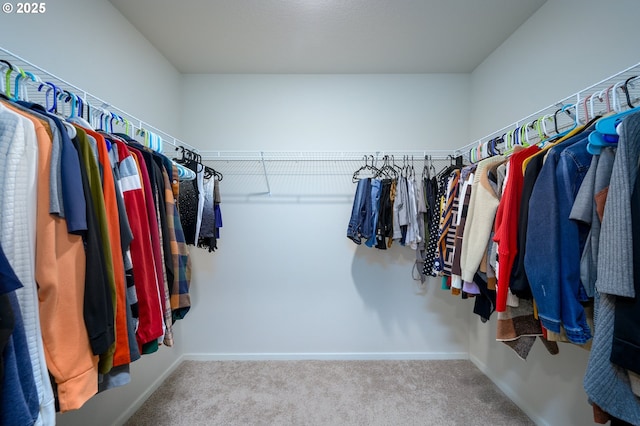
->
[2,0,640,425]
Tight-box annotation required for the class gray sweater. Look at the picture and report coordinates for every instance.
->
[584,111,640,423]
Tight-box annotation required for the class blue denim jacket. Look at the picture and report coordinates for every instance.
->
[525,130,593,344]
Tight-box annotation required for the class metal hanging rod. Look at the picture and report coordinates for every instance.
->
[0,46,198,154]
[199,150,454,162]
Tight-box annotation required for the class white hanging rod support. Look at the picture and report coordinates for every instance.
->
[456,60,640,157]
[0,47,198,153]
[260,151,272,196]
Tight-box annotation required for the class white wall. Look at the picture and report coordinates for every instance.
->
[181,74,467,151]
[6,0,636,424]
[1,1,185,425]
[180,74,472,359]
[467,0,640,425]
[469,0,640,139]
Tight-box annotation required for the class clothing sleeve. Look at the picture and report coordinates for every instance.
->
[555,142,592,344]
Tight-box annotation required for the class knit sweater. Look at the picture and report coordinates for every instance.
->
[584,112,640,424]
[460,155,506,282]
[0,103,56,424]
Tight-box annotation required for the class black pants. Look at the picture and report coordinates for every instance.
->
[375,179,393,250]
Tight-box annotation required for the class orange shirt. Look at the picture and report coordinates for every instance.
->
[4,103,99,412]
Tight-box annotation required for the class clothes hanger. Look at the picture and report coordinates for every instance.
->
[390,155,402,176]
[533,118,545,142]
[409,156,415,179]
[501,126,521,156]
[422,155,430,179]
[552,104,578,139]
[622,76,638,109]
[0,60,15,98]
[68,96,95,130]
[481,140,490,159]
[122,117,132,137]
[352,155,369,183]
[584,82,624,153]
[66,91,77,118]
[594,96,640,136]
[589,89,611,120]
[521,121,534,147]
[16,71,38,102]
[10,66,28,101]
[177,146,187,163]
[176,162,196,180]
[376,155,398,179]
[353,155,378,183]
[582,94,593,124]
[38,82,60,113]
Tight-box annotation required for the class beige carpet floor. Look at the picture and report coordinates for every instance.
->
[125,360,533,426]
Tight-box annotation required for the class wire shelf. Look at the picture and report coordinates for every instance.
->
[455,61,640,161]
[0,47,197,154]
[199,151,454,199]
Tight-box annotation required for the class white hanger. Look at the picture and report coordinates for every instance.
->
[612,80,626,113]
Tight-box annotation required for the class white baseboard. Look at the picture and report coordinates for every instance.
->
[469,354,548,426]
[114,354,185,426]
[183,352,469,361]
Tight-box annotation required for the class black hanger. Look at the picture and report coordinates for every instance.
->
[623,76,638,109]
[437,155,461,180]
[374,155,398,180]
[0,60,14,72]
[352,155,379,183]
[174,146,186,164]
[391,155,403,176]
[204,166,214,180]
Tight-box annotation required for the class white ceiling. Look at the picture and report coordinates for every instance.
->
[109,0,546,74]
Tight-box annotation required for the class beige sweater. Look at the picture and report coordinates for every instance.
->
[460,155,506,282]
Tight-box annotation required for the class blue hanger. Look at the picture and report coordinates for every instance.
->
[76,96,84,118]
[38,82,59,113]
[587,131,612,155]
[594,106,640,136]
[12,66,28,101]
[68,91,78,118]
[98,108,108,131]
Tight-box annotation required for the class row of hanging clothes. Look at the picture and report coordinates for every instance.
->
[441,74,640,425]
[0,58,218,424]
[173,146,224,253]
[346,154,463,283]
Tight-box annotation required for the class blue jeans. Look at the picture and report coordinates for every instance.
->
[347,178,370,245]
[365,179,382,248]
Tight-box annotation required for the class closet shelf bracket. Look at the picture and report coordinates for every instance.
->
[261,151,272,196]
